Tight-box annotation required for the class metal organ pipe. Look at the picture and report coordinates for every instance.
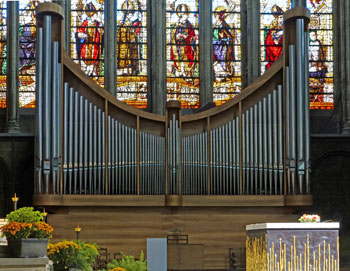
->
[35,27,43,194]
[289,45,297,194]
[43,16,52,194]
[296,18,305,194]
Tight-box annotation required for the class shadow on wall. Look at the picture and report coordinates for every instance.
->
[0,158,10,218]
[311,150,350,266]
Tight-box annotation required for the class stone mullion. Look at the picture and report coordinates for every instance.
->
[147,0,166,115]
[104,0,116,96]
[5,1,20,133]
[199,0,213,107]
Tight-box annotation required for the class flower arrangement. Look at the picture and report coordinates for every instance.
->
[298,214,321,223]
[107,251,147,271]
[0,207,54,240]
[48,240,99,271]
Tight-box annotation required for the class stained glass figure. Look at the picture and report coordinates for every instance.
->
[19,0,43,108]
[116,0,147,109]
[212,0,241,106]
[260,0,290,74]
[71,0,104,86]
[166,0,199,108]
[307,0,333,109]
[0,2,6,108]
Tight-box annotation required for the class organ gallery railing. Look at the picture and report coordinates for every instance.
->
[34,3,310,199]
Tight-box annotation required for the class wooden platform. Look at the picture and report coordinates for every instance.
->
[33,194,312,269]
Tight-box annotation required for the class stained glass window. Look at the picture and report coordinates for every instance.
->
[307,0,333,110]
[0,2,6,108]
[19,0,43,108]
[212,0,241,106]
[71,0,104,87]
[116,0,147,109]
[166,0,199,109]
[260,0,290,74]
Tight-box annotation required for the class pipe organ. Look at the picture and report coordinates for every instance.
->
[34,4,311,201]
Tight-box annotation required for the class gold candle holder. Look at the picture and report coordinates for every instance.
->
[11,193,19,211]
[75,224,81,240]
[42,208,48,223]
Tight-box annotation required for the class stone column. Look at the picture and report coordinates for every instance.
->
[104,0,116,96]
[199,0,213,107]
[291,0,307,8]
[5,1,20,133]
[147,0,166,115]
[333,0,350,133]
[242,0,260,88]
[53,0,70,53]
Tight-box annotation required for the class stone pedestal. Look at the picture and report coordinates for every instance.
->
[0,258,49,271]
[246,222,340,271]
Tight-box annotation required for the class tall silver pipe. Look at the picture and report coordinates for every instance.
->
[51,42,59,194]
[296,18,305,194]
[124,125,127,195]
[289,45,297,194]
[286,66,291,194]
[235,117,239,194]
[272,90,278,195]
[176,119,180,194]
[267,94,273,195]
[246,110,250,195]
[97,109,102,193]
[108,116,112,194]
[140,132,144,194]
[73,91,79,194]
[228,122,232,195]
[35,27,43,194]
[258,101,263,194]
[263,97,268,195]
[210,129,213,194]
[204,132,208,195]
[278,86,284,195]
[254,104,258,194]
[102,112,106,194]
[88,103,93,194]
[304,31,310,194]
[218,127,222,194]
[225,125,229,194]
[68,88,74,194]
[182,136,186,194]
[57,63,62,194]
[63,83,69,194]
[78,95,84,194]
[242,113,246,194]
[232,119,236,195]
[115,121,119,194]
[93,106,97,194]
[168,125,172,194]
[43,16,52,194]
[250,107,254,195]
[212,129,216,194]
[84,99,88,194]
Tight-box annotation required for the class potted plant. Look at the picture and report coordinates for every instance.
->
[47,240,99,271]
[0,207,54,257]
[106,251,147,271]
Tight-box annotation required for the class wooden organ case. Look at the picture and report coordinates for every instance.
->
[33,3,312,269]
